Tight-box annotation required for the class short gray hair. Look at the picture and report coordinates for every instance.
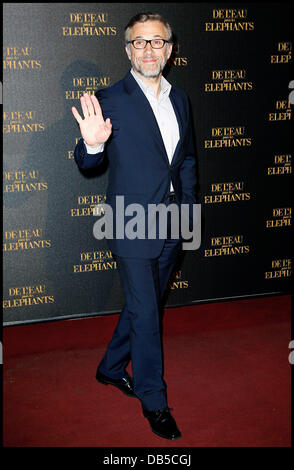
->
[124,12,173,43]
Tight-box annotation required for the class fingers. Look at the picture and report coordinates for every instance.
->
[90,94,103,118]
[71,106,82,124]
[80,94,92,119]
[105,117,112,130]
[72,92,108,130]
[79,92,105,121]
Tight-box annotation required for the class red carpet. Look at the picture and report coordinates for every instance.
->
[3,295,291,447]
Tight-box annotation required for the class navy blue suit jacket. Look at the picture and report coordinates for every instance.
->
[74,71,197,258]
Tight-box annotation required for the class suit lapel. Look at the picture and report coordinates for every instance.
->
[123,72,185,167]
[123,72,170,165]
[169,88,186,164]
[169,87,184,141]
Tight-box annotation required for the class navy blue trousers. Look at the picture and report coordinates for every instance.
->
[98,236,181,411]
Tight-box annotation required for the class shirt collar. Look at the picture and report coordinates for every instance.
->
[130,68,171,98]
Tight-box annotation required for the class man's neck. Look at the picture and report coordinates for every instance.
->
[133,69,162,98]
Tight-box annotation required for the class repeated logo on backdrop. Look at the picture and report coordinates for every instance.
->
[204,69,253,93]
[270,42,292,64]
[266,208,291,228]
[267,154,292,175]
[268,99,292,121]
[204,126,252,149]
[3,46,42,71]
[71,194,106,217]
[204,235,250,257]
[65,76,111,100]
[265,259,291,279]
[167,271,189,290]
[205,8,254,32]
[3,228,51,252]
[3,169,48,193]
[204,181,251,204]
[3,284,55,309]
[3,110,45,134]
[2,4,292,323]
[62,12,117,37]
[73,249,117,273]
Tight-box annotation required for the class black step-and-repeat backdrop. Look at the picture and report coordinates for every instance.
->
[3,3,292,325]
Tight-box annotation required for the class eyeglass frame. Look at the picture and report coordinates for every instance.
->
[126,38,172,49]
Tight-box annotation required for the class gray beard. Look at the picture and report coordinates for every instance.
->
[131,50,169,79]
[133,60,165,78]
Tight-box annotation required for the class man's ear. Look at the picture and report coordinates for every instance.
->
[167,43,173,61]
[125,45,131,61]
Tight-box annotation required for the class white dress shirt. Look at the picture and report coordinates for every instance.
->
[85,68,180,191]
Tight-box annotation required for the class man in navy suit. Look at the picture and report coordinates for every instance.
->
[72,12,197,440]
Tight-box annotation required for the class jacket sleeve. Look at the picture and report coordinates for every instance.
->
[74,138,105,170]
[179,96,197,205]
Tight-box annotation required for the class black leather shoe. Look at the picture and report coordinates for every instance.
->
[96,369,136,397]
[143,407,182,440]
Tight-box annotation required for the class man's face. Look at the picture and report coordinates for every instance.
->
[125,20,173,79]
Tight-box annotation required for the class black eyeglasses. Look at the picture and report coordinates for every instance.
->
[127,39,171,49]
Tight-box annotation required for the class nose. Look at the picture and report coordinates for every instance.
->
[145,41,153,52]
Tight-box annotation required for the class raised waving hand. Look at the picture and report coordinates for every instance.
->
[71,92,112,147]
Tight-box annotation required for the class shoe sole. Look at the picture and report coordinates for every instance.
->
[143,411,182,440]
[96,375,137,398]
[149,427,182,441]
